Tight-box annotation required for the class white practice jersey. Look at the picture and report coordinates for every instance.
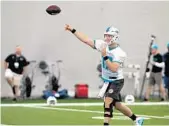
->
[94,39,127,82]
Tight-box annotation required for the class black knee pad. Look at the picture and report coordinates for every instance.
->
[104,102,113,118]
[12,86,16,95]
[112,100,117,106]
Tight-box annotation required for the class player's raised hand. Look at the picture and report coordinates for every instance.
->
[65,24,72,31]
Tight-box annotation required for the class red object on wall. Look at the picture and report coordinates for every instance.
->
[75,84,88,98]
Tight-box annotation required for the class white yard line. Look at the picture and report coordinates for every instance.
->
[25,105,169,120]
[1,102,169,107]
[1,102,169,120]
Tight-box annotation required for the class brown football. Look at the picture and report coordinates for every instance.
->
[46,5,61,15]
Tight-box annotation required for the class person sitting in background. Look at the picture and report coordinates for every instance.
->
[4,45,29,101]
[144,44,166,101]
[163,42,169,98]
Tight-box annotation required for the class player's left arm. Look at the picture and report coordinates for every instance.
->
[101,47,125,72]
[22,56,30,74]
[151,54,165,68]
[4,54,12,69]
[105,60,120,72]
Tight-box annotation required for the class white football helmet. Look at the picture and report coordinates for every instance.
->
[104,26,119,45]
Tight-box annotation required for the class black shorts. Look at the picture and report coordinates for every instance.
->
[105,79,124,102]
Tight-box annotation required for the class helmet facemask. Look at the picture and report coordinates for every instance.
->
[104,26,119,46]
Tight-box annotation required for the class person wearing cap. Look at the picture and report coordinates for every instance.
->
[144,44,166,101]
[163,42,169,98]
[4,45,29,101]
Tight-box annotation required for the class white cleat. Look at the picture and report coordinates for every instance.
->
[135,117,144,126]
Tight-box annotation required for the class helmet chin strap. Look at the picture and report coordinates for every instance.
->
[104,37,113,45]
[107,39,115,46]
[107,41,112,46]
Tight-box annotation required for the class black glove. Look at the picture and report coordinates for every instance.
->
[146,68,150,72]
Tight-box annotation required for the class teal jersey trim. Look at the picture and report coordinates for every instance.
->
[101,77,120,83]
[112,61,121,64]
[101,77,114,82]
[101,77,124,84]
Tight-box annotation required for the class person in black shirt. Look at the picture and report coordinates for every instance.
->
[144,44,166,101]
[163,42,169,98]
[4,45,29,101]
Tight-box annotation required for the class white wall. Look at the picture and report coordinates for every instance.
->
[1,1,169,97]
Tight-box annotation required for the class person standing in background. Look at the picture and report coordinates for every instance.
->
[163,42,169,98]
[4,45,29,101]
[144,44,166,101]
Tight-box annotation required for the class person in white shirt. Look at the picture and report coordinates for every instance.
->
[65,24,144,126]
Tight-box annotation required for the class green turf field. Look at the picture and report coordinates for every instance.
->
[1,99,169,125]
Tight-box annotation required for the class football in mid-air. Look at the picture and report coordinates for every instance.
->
[46,5,61,15]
